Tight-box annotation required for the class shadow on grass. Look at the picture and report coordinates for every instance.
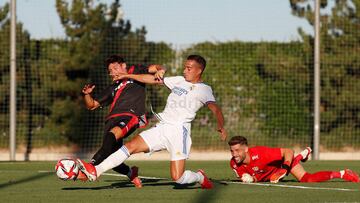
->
[63,178,208,190]
[62,180,134,190]
[193,179,228,203]
[0,172,52,189]
[102,178,165,183]
[281,180,301,183]
[62,179,174,190]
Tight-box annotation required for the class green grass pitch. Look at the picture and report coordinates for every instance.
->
[0,160,359,202]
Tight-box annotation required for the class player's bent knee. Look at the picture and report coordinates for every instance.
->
[125,135,147,154]
[124,141,136,154]
[290,164,307,181]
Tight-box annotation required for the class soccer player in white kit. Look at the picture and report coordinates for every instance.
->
[77,55,228,189]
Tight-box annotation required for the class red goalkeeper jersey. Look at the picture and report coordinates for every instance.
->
[230,146,283,182]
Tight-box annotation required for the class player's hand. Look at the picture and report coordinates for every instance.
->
[154,69,165,81]
[270,168,287,183]
[217,127,227,141]
[82,84,95,95]
[241,173,254,183]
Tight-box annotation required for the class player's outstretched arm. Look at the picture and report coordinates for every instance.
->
[148,64,166,79]
[117,73,164,85]
[82,84,100,110]
[113,65,166,84]
[207,102,227,141]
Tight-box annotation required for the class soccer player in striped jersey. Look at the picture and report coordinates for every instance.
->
[78,55,165,188]
[77,55,228,189]
[228,136,359,183]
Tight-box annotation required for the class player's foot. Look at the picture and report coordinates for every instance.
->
[197,169,213,189]
[342,169,360,182]
[75,171,88,181]
[300,147,312,162]
[130,166,142,188]
[76,159,97,181]
[270,168,287,183]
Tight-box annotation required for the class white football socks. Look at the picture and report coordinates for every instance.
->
[95,146,130,177]
[340,170,345,178]
[175,170,203,184]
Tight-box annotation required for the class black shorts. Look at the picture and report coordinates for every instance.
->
[104,115,139,139]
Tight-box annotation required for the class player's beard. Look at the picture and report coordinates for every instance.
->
[234,154,246,164]
[234,155,245,164]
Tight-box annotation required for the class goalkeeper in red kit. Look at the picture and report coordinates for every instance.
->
[228,136,359,183]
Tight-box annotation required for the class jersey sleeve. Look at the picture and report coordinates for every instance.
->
[93,84,114,107]
[163,76,185,89]
[198,85,216,105]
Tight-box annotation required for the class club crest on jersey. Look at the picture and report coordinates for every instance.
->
[252,166,259,171]
[172,86,189,96]
[252,155,259,160]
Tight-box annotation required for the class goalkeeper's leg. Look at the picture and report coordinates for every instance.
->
[291,164,359,182]
[290,147,312,169]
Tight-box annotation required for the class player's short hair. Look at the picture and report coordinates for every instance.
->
[105,55,125,67]
[228,136,248,146]
[187,55,206,73]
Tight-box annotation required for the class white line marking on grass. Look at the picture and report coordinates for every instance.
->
[102,172,168,180]
[222,181,359,192]
[38,170,52,173]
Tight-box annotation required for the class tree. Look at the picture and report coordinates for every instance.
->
[180,41,312,149]
[32,0,175,150]
[0,3,10,148]
[0,2,47,155]
[290,0,360,148]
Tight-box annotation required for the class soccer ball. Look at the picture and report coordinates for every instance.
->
[55,158,79,180]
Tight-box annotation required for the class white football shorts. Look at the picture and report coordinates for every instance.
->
[139,122,192,161]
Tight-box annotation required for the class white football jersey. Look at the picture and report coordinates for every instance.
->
[156,76,216,124]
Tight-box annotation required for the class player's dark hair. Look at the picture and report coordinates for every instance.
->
[228,136,248,146]
[187,55,206,73]
[105,55,125,67]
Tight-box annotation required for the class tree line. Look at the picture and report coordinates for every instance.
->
[0,0,358,151]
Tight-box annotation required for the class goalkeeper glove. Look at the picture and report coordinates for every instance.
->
[241,173,254,183]
[270,169,287,183]
[270,161,291,183]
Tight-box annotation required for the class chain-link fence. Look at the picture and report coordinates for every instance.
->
[0,0,359,160]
